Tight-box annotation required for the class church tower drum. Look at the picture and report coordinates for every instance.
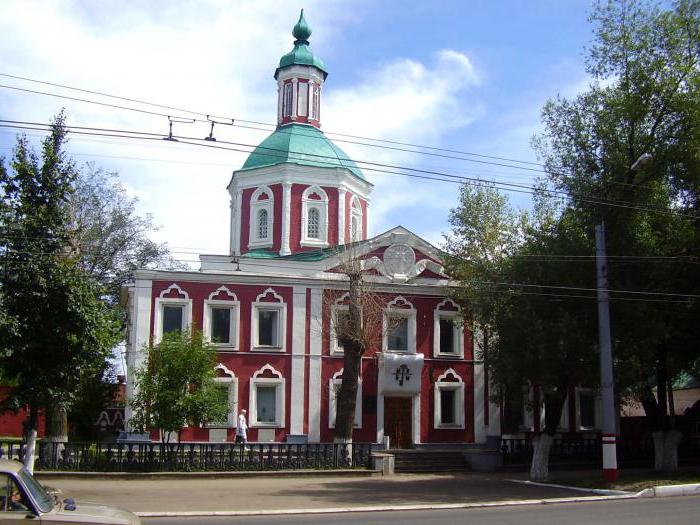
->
[228,10,373,257]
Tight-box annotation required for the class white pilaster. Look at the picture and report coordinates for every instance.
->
[308,288,323,442]
[337,187,346,245]
[125,279,152,427]
[233,189,243,256]
[473,362,486,444]
[280,181,292,256]
[277,83,283,125]
[290,285,307,435]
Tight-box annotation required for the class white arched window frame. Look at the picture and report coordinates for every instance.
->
[349,195,363,242]
[433,368,465,429]
[301,186,329,247]
[153,284,192,343]
[282,82,293,117]
[209,364,238,428]
[382,296,417,354]
[249,186,274,249]
[249,364,286,428]
[251,288,287,352]
[203,286,240,350]
[329,369,362,429]
[433,299,464,358]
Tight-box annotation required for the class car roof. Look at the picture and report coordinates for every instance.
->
[0,459,25,474]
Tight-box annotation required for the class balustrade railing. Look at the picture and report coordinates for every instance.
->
[0,441,373,472]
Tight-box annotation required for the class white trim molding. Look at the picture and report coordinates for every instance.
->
[349,194,363,242]
[328,369,362,429]
[383,296,417,354]
[211,364,238,427]
[203,286,240,350]
[251,288,287,352]
[301,185,329,247]
[434,368,465,429]
[153,284,192,343]
[249,364,286,428]
[433,299,464,358]
[248,185,274,249]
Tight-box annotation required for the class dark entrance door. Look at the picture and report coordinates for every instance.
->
[384,397,413,449]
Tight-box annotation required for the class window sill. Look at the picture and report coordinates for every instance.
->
[251,346,286,353]
[435,424,465,430]
[251,423,283,428]
[300,239,329,248]
[210,344,239,351]
[434,352,464,359]
[248,240,273,249]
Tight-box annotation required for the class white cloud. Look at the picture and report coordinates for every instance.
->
[0,1,483,256]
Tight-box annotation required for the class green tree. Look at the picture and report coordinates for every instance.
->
[445,187,600,480]
[0,113,120,439]
[535,0,700,469]
[129,331,227,442]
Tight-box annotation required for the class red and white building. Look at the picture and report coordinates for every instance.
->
[123,12,500,448]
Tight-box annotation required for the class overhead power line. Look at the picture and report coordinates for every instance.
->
[1,120,695,220]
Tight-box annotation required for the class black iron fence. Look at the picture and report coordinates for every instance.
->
[0,441,374,472]
[501,434,700,467]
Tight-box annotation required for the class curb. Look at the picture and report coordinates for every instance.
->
[508,479,631,496]
[637,483,700,498]
[35,469,381,480]
[134,494,638,518]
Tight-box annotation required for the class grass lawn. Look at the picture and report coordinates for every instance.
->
[549,469,700,492]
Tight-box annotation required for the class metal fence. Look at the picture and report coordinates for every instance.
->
[501,435,700,467]
[0,441,374,472]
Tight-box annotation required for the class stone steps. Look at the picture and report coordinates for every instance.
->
[391,449,470,473]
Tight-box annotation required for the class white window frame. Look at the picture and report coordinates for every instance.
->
[349,195,363,242]
[433,299,464,358]
[329,369,362,428]
[249,364,286,428]
[301,185,329,247]
[330,304,349,356]
[248,186,274,249]
[203,286,240,350]
[433,368,465,429]
[209,364,238,428]
[251,288,287,352]
[575,387,601,431]
[382,296,417,354]
[153,284,192,343]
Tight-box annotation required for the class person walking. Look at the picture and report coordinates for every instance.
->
[236,409,248,446]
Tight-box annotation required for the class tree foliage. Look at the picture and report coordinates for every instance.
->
[129,331,227,441]
[0,113,121,430]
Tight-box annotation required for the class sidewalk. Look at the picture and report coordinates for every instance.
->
[35,471,606,515]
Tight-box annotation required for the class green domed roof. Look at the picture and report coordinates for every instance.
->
[240,124,366,180]
[275,10,327,79]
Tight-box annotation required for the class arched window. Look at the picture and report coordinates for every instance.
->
[307,208,320,239]
[258,209,268,239]
[350,196,363,242]
[301,186,328,247]
[283,83,293,117]
[249,185,273,249]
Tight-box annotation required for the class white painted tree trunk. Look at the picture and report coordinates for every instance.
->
[529,434,554,481]
[23,430,37,474]
[652,430,683,471]
[334,436,353,467]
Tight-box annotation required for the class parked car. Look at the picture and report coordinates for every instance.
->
[0,459,140,524]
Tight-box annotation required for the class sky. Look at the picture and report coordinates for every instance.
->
[0,0,597,263]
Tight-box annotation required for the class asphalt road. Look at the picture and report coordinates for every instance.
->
[143,495,700,525]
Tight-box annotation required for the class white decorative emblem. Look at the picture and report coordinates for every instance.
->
[383,244,415,277]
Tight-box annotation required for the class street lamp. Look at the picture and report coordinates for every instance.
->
[596,153,652,482]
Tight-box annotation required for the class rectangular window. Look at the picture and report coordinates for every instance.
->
[579,392,596,429]
[297,82,308,117]
[210,385,229,426]
[439,319,456,353]
[210,307,232,344]
[162,305,183,334]
[440,389,456,425]
[258,309,279,347]
[256,385,277,424]
[388,317,408,352]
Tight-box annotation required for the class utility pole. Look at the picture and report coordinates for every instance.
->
[595,222,618,481]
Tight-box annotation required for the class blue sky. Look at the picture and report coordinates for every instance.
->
[0,0,597,258]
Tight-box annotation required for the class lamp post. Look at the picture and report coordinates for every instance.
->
[596,153,652,482]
